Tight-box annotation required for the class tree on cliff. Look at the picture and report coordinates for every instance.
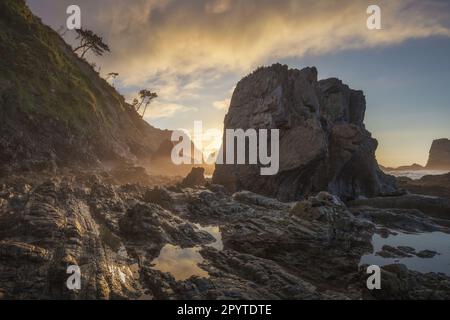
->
[135,89,158,118]
[73,28,110,58]
[106,72,119,87]
[106,72,119,81]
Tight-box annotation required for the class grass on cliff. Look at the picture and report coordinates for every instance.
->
[0,0,127,133]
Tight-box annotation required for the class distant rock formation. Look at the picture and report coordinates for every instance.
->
[426,139,450,169]
[382,163,425,172]
[148,138,215,177]
[213,64,396,201]
[181,167,206,187]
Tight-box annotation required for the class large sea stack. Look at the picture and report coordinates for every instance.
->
[426,138,450,169]
[213,64,396,201]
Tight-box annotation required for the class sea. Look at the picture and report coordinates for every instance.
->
[383,170,449,180]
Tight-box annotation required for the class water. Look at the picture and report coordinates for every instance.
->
[196,224,224,251]
[360,231,450,276]
[150,225,223,281]
[150,244,209,281]
[385,170,449,180]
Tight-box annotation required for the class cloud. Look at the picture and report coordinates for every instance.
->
[205,0,233,14]
[144,101,198,119]
[29,0,450,88]
[213,98,231,110]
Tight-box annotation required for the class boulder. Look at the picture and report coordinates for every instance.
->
[213,64,396,201]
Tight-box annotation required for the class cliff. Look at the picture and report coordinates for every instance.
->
[0,0,169,172]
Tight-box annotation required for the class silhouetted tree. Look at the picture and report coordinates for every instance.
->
[73,28,110,58]
[131,98,139,110]
[106,72,119,80]
[106,72,119,87]
[135,89,158,118]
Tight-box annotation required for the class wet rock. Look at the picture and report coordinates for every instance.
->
[416,250,440,259]
[0,241,50,262]
[290,191,349,222]
[143,187,172,208]
[363,264,450,300]
[349,194,450,220]
[233,190,292,210]
[206,183,229,195]
[0,169,449,300]
[398,246,416,255]
[376,245,413,258]
[349,206,446,233]
[119,203,214,248]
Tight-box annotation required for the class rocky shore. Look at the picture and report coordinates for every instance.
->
[397,173,450,200]
[1,1,449,301]
[1,166,449,300]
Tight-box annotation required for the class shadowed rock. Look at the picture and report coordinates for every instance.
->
[397,173,450,199]
[349,194,450,220]
[181,167,206,188]
[213,64,396,201]
[426,138,450,169]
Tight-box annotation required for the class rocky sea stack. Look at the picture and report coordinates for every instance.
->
[213,64,396,201]
[426,138,450,169]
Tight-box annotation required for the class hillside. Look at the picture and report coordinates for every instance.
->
[0,0,169,171]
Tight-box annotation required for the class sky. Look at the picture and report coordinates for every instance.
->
[27,0,450,167]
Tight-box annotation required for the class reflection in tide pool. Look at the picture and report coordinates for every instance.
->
[150,244,209,281]
[360,231,450,276]
[150,225,223,281]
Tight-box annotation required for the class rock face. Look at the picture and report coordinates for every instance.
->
[213,64,396,201]
[426,139,450,169]
[0,0,170,171]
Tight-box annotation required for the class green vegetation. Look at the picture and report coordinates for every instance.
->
[134,89,158,118]
[0,0,126,133]
[73,28,110,58]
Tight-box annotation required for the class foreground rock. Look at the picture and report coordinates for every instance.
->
[376,246,439,259]
[213,64,396,201]
[361,264,450,300]
[1,168,449,300]
[349,194,450,220]
[397,173,450,199]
